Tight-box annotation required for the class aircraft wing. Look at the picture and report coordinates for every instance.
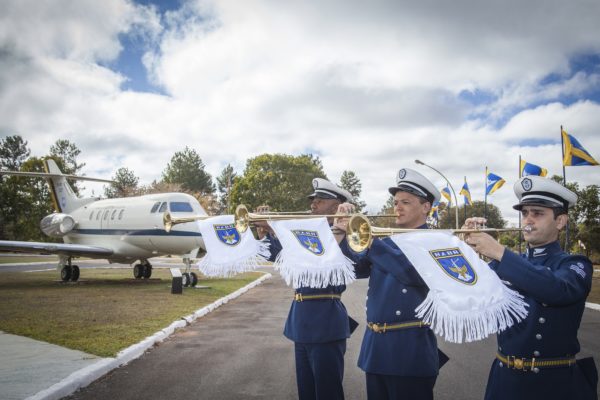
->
[0,240,113,258]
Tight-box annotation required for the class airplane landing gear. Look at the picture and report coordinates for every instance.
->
[61,265,71,281]
[59,257,80,282]
[133,263,144,279]
[133,261,153,279]
[182,257,198,287]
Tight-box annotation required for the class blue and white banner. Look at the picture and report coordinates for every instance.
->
[268,218,355,289]
[196,215,270,277]
[390,231,529,343]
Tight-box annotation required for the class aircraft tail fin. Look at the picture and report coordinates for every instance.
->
[0,160,113,213]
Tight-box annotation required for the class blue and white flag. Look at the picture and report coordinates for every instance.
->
[390,231,528,343]
[268,218,355,289]
[196,215,270,277]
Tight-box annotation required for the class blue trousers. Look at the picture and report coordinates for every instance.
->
[294,339,346,400]
[365,372,436,400]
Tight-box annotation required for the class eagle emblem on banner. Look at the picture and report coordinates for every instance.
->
[213,224,241,246]
[429,248,477,285]
[292,230,325,256]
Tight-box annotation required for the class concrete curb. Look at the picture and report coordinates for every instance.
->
[25,272,272,400]
[585,302,600,311]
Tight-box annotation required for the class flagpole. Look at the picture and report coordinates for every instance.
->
[560,125,570,253]
[561,125,567,184]
[518,155,522,254]
[415,160,459,228]
[484,166,488,220]
[463,176,467,224]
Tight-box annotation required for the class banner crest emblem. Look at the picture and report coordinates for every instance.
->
[292,230,325,256]
[429,248,477,285]
[213,224,241,246]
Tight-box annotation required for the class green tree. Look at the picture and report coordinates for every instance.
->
[0,135,30,170]
[162,147,215,195]
[230,154,326,212]
[439,200,506,229]
[376,195,396,227]
[0,136,32,239]
[339,170,366,212]
[49,139,85,194]
[216,164,237,213]
[104,167,140,198]
[16,157,55,241]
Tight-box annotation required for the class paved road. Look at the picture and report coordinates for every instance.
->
[62,270,600,400]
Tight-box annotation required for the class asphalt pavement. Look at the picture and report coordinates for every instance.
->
[1,260,599,400]
[62,271,600,400]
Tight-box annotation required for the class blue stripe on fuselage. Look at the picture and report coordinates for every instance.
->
[73,229,202,237]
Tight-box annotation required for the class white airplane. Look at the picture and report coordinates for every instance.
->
[0,159,206,286]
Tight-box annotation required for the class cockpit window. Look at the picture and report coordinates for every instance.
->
[170,202,194,212]
[111,210,117,220]
[150,202,161,213]
[158,202,168,213]
[118,209,124,220]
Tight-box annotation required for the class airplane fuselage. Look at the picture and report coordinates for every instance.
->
[63,192,205,262]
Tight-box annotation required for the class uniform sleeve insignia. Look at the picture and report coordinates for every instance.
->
[292,230,325,256]
[214,224,241,246]
[430,247,478,285]
[569,262,586,279]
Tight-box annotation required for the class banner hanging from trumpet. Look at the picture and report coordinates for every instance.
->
[196,215,270,277]
[389,231,528,343]
[268,218,355,289]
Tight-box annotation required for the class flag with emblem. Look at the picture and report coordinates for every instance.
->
[441,186,452,205]
[268,217,355,288]
[520,159,548,177]
[486,171,505,195]
[429,201,440,220]
[459,181,472,206]
[196,215,270,277]
[562,129,599,166]
[390,231,528,343]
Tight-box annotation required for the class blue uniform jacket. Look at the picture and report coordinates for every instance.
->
[347,226,440,377]
[265,233,352,344]
[485,241,596,400]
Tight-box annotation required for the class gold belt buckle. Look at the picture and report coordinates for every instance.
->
[508,356,525,370]
[294,293,303,302]
[370,323,381,333]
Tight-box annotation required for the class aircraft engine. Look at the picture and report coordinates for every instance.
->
[40,213,76,237]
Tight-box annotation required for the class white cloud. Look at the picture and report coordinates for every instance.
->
[1,0,599,226]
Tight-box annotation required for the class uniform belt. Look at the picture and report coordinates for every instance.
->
[367,320,429,333]
[293,293,341,302]
[496,352,576,371]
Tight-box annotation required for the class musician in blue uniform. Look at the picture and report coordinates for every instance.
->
[464,175,597,400]
[343,168,447,400]
[260,178,356,400]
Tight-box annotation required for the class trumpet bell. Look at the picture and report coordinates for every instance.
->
[235,205,251,233]
[347,215,373,253]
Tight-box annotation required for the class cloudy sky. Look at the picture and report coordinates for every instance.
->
[1,0,599,223]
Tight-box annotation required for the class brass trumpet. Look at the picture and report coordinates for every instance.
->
[234,204,397,233]
[347,214,529,252]
[163,212,211,233]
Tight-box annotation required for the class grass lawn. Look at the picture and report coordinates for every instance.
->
[0,268,263,357]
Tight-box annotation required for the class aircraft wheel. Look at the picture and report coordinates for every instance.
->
[182,272,191,287]
[190,272,198,287]
[70,265,80,282]
[60,265,72,282]
[143,265,152,279]
[133,264,144,279]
